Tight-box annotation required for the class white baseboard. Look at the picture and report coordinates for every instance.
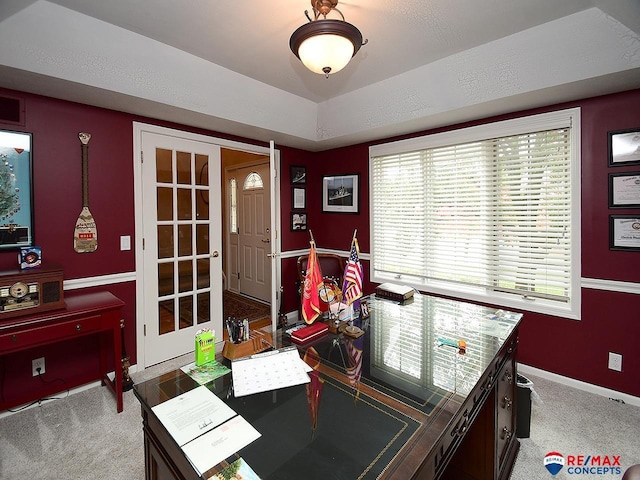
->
[518,363,640,407]
[0,378,105,420]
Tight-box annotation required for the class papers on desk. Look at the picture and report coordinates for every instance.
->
[151,385,236,446]
[231,346,311,397]
[183,415,261,476]
[152,385,262,476]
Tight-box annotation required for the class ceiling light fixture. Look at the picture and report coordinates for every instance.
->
[290,0,367,78]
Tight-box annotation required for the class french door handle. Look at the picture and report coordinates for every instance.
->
[211,251,219,257]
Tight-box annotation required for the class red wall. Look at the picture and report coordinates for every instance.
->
[279,89,640,398]
[1,87,638,406]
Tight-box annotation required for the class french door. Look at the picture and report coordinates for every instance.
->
[140,132,222,367]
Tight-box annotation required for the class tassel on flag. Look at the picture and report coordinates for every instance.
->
[342,230,363,306]
[302,231,323,324]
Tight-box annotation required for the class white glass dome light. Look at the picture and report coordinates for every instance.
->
[298,32,355,76]
[290,1,367,78]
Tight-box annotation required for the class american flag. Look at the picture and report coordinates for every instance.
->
[345,336,363,402]
[342,238,363,305]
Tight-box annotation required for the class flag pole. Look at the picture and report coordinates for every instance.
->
[309,229,315,245]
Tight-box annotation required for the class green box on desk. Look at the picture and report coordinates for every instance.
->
[195,331,216,366]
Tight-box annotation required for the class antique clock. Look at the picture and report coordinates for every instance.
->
[0,264,65,319]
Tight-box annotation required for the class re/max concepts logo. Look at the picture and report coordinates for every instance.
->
[544,452,622,476]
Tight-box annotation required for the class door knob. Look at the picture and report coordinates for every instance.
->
[261,238,270,243]
[211,251,219,257]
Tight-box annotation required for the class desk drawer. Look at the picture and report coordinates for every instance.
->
[0,314,102,352]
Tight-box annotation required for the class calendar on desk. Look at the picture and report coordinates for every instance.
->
[231,346,311,397]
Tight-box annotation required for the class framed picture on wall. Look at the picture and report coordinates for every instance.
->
[291,212,307,231]
[290,165,306,184]
[0,130,34,250]
[322,174,359,214]
[608,128,640,166]
[609,215,640,251]
[609,172,640,208]
[292,187,305,210]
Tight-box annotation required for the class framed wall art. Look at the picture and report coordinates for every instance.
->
[291,212,307,231]
[292,187,305,210]
[609,215,640,251]
[609,172,640,208]
[0,130,34,249]
[608,128,640,167]
[290,165,306,184]
[322,173,359,214]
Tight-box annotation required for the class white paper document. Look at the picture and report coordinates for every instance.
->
[182,415,262,476]
[151,385,236,446]
[231,346,310,397]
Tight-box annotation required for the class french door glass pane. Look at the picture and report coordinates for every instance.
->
[156,148,172,183]
[179,296,193,329]
[157,187,173,221]
[178,224,192,256]
[176,151,191,184]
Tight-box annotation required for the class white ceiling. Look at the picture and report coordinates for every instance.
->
[0,0,639,151]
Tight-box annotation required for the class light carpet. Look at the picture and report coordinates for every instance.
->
[0,363,638,479]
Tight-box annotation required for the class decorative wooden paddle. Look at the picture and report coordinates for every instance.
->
[74,132,98,253]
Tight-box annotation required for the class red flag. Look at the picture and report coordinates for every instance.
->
[303,347,324,434]
[302,241,323,324]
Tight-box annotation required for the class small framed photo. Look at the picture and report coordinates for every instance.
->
[291,212,307,231]
[359,300,369,319]
[292,187,306,210]
[609,172,640,208]
[290,165,306,184]
[609,215,640,251]
[608,128,640,167]
[322,174,359,214]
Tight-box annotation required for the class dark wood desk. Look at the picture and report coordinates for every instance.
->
[134,293,522,479]
[0,291,126,412]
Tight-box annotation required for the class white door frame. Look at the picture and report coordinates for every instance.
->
[133,122,281,370]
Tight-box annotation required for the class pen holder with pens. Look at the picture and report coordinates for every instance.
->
[222,329,274,360]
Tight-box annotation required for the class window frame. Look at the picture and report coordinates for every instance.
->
[369,108,582,320]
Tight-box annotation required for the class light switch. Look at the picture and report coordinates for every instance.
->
[120,235,131,251]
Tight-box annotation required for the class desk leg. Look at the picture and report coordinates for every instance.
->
[114,319,123,412]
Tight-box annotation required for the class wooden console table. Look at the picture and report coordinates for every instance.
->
[134,293,522,480]
[0,291,126,413]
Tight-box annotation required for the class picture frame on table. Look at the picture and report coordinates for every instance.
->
[608,128,640,167]
[290,165,306,184]
[0,130,34,250]
[609,172,640,208]
[291,212,307,231]
[322,173,359,214]
[292,187,306,210]
[609,215,640,251]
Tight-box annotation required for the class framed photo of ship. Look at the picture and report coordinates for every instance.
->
[322,174,359,214]
[0,130,34,250]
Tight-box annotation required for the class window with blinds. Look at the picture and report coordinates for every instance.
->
[369,109,581,319]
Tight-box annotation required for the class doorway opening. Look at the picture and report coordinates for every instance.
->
[222,149,271,331]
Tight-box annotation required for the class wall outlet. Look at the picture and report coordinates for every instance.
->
[32,357,45,376]
[608,352,622,372]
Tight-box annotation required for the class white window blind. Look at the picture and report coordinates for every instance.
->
[370,109,581,318]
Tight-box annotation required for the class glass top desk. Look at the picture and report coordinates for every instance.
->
[134,293,522,480]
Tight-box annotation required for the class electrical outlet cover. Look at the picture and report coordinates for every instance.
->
[608,352,622,372]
